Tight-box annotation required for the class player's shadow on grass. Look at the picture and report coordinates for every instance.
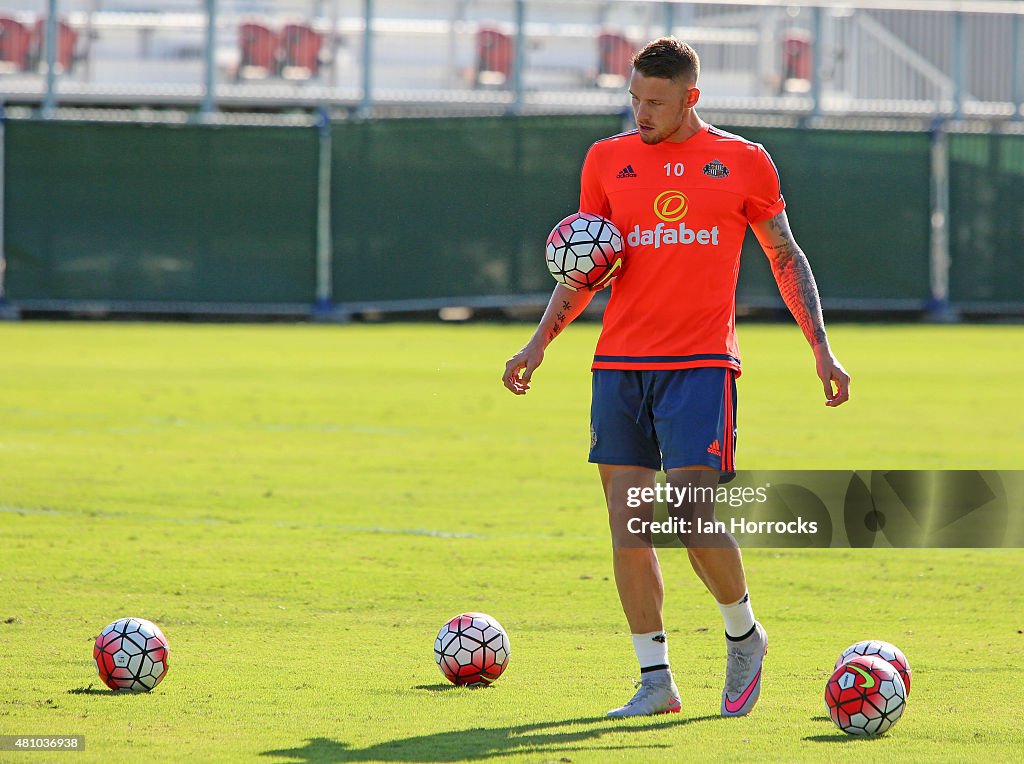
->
[67,686,128,696]
[412,684,459,692]
[804,715,883,744]
[261,714,719,762]
[804,733,884,744]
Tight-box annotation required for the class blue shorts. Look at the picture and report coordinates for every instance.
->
[589,367,737,474]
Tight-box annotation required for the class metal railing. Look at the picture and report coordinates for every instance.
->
[0,0,1021,118]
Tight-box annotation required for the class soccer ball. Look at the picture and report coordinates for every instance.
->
[433,612,510,686]
[835,640,912,697]
[93,617,170,692]
[545,212,624,291]
[825,654,907,736]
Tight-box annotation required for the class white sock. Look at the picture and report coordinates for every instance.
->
[719,592,756,640]
[631,630,669,672]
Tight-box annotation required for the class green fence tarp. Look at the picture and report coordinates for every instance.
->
[3,117,1020,311]
[726,127,933,305]
[949,133,1024,305]
[330,115,622,302]
[5,120,318,304]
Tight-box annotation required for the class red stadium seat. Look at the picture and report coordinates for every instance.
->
[475,27,513,87]
[281,23,323,80]
[596,31,635,88]
[0,17,32,72]
[238,22,280,79]
[32,18,78,74]
[782,29,812,93]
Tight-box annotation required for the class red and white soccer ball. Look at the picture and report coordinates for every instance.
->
[93,617,170,692]
[835,639,912,697]
[434,612,510,686]
[825,654,907,736]
[545,212,624,291]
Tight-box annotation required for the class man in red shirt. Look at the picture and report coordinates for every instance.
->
[503,38,850,718]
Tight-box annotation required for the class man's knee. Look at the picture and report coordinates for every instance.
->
[600,465,657,547]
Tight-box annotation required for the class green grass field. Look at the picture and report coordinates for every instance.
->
[1,322,1022,762]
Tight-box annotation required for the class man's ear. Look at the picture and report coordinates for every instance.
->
[686,87,701,108]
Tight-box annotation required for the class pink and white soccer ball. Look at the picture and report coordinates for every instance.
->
[93,617,170,691]
[434,612,510,686]
[835,639,912,697]
[545,212,624,292]
[825,654,907,736]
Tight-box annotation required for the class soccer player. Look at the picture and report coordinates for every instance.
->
[502,38,850,718]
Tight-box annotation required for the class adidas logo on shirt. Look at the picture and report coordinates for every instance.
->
[616,164,637,178]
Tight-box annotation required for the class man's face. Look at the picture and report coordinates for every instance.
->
[629,71,698,144]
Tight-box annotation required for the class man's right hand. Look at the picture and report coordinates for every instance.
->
[502,284,594,395]
[502,341,545,395]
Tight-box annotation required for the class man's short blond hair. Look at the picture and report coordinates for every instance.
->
[632,37,700,85]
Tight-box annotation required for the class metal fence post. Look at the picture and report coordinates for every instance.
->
[0,102,7,308]
[810,5,823,118]
[201,0,217,117]
[512,0,526,115]
[313,108,335,317]
[0,102,18,319]
[329,0,340,88]
[359,0,374,118]
[927,119,958,321]
[1013,14,1023,120]
[42,0,59,118]
[952,12,965,118]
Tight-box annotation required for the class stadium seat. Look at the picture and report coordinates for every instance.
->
[0,17,32,73]
[475,27,513,87]
[782,29,812,94]
[281,23,323,80]
[596,32,635,88]
[31,18,78,74]
[238,22,280,80]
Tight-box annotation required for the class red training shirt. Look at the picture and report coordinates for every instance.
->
[579,124,785,375]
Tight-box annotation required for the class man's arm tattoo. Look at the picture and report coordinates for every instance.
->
[766,215,828,346]
[548,316,563,342]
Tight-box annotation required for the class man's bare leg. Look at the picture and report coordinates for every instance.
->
[600,463,680,717]
[665,466,746,604]
[600,464,662,632]
[665,466,766,717]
